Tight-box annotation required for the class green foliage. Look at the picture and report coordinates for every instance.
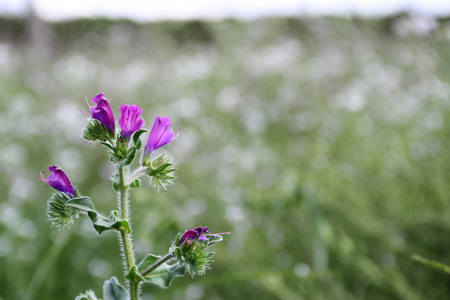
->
[65,197,130,234]
[132,129,148,150]
[137,254,186,288]
[103,277,128,300]
[412,255,450,275]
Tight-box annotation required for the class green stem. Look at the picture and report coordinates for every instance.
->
[118,166,139,300]
[141,253,175,277]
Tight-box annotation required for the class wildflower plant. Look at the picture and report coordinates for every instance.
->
[40,93,229,300]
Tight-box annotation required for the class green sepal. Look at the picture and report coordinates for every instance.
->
[83,119,114,142]
[47,192,78,229]
[125,265,145,283]
[132,129,147,150]
[103,277,129,300]
[121,147,136,167]
[65,198,130,234]
[145,155,176,191]
[138,254,186,288]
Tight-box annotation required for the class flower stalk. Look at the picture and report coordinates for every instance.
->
[140,253,175,277]
[125,166,150,187]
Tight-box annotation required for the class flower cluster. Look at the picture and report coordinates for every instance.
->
[41,93,179,228]
[40,93,228,299]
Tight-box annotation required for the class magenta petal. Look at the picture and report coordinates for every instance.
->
[179,229,199,244]
[89,93,115,133]
[118,104,145,139]
[40,166,75,197]
[144,116,177,157]
[179,227,209,245]
[197,235,208,241]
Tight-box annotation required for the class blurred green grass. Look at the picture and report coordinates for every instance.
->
[1,15,450,299]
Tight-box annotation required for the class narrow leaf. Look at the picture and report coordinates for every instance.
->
[412,254,450,275]
[100,141,116,151]
[132,129,148,150]
[122,147,136,166]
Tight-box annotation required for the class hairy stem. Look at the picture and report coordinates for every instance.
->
[141,253,175,277]
[125,166,149,186]
[118,166,139,300]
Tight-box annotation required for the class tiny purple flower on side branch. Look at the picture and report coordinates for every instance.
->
[40,166,76,197]
[118,104,145,139]
[179,227,230,247]
[87,93,115,134]
[179,227,209,245]
[143,116,178,159]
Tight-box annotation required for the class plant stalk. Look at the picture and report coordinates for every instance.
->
[118,165,139,300]
[141,253,175,277]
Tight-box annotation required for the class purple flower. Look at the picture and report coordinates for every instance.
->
[88,93,115,134]
[179,227,209,245]
[144,116,178,157]
[118,104,145,139]
[40,166,76,197]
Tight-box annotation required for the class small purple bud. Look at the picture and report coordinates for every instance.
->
[88,93,115,134]
[118,104,145,139]
[179,227,209,245]
[40,166,76,197]
[143,116,178,158]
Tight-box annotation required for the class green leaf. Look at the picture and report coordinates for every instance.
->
[138,254,186,288]
[122,147,136,166]
[90,211,130,234]
[412,254,450,275]
[66,198,129,234]
[103,277,128,300]
[111,172,120,192]
[100,141,116,151]
[129,178,141,189]
[125,265,145,283]
[65,196,96,212]
[132,129,147,150]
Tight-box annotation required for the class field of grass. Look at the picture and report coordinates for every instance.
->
[1,15,450,299]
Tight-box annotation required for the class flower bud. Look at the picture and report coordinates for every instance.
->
[87,93,115,135]
[142,116,177,163]
[172,227,229,277]
[40,166,76,197]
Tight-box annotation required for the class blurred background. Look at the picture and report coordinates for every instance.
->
[2,0,450,299]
